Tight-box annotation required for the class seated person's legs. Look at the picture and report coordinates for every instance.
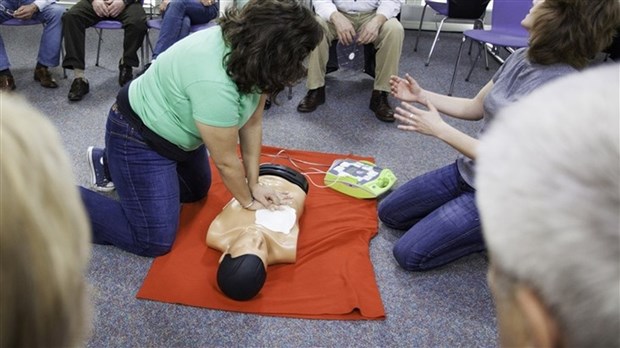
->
[32,3,65,88]
[296,15,334,113]
[116,2,147,86]
[149,0,217,69]
[369,18,404,122]
[0,33,15,91]
[62,0,100,101]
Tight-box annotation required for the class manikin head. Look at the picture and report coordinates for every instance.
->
[477,65,620,347]
[216,164,309,301]
[217,227,268,301]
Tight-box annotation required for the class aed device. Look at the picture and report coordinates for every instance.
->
[323,159,397,199]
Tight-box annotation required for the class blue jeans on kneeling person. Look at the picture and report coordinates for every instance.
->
[79,105,211,257]
[378,162,484,271]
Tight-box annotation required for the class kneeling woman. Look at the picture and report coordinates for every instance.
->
[80,0,323,257]
[379,0,619,271]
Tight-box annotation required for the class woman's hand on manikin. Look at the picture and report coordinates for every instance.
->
[249,185,293,211]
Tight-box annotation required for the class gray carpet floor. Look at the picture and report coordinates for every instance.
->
[2,23,500,347]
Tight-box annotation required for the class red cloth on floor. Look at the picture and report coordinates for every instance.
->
[137,146,385,320]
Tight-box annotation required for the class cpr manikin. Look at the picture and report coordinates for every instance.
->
[206,164,309,301]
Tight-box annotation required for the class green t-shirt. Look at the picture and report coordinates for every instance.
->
[128,26,261,151]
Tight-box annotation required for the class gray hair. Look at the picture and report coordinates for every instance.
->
[0,93,92,347]
[477,64,620,347]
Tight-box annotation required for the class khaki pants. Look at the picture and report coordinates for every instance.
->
[305,12,404,92]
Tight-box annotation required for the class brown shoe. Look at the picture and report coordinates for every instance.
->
[297,86,325,113]
[369,90,395,122]
[0,75,16,92]
[34,66,58,88]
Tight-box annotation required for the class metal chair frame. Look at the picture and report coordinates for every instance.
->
[415,0,491,66]
[448,0,532,96]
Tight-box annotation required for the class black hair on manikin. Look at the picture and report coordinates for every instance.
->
[216,254,266,301]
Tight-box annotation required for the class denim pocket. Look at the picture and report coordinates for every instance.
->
[107,106,147,145]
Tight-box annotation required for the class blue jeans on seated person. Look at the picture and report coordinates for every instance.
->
[0,0,64,70]
[378,162,484,271]
[79,105,211,257]
[152,0,218,59]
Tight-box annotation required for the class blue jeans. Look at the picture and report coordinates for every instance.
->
[152,0,218,59]
[79,105,212,257]
[0,0,64,70]
[378,162,484,271]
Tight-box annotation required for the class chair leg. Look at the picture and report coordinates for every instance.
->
[449,36,467,96]
[467,19,483,55]
[414,4,428,52]
[140,45,144,70]
[287,86,293,100]
[61,34,67,79]
[483,44,490,70]
[465,42,484,82]
[95,28,103,67]
[145,30,154,57]
[425,17,446,66]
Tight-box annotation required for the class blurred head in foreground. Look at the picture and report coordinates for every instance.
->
[477,64,620,348]
[0,93,92,347]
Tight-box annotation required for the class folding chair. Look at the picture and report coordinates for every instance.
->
[415,0,491,66]
[448,0,532,95]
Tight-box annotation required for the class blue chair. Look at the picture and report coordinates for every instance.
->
[448,0,532,95]
[415,0,491,66]
[1,18,41,26]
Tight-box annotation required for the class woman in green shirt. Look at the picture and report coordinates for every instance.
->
[80,0,323,257]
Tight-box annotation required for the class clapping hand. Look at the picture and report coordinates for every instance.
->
[394,99,447,138]
[390,73,424,103]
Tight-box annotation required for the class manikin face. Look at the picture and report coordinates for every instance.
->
[521,0,545,31]
[222,227,268,268]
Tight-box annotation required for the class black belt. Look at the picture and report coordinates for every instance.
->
[116,83,201,162]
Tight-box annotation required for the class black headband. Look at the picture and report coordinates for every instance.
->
[217,254,267,301]
[259,163,309,194]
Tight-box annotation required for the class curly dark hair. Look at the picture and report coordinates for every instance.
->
[528,0,620,69]
[218,0,323,100]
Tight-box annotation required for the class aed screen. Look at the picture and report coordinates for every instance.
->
[345,166,368,176]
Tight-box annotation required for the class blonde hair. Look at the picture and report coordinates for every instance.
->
[0,93,92,347]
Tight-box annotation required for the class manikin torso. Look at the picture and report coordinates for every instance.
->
[206,174,307,267]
